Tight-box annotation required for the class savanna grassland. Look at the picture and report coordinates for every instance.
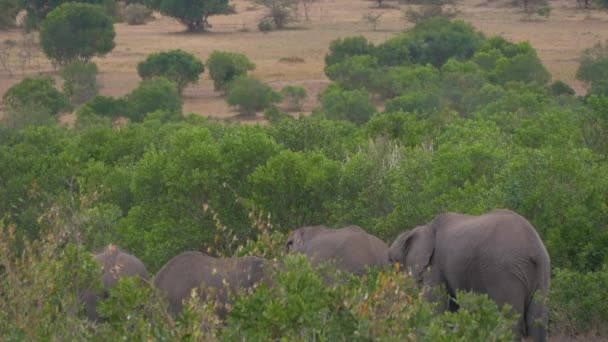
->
[1,0,608,120]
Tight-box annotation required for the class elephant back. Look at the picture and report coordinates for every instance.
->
[153,252,267,317]
[298,226,389,274]
[85,245,149,321]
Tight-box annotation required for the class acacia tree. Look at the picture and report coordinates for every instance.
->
[40,3,115,65]
[137,49,204,94]
[147,0,230,31]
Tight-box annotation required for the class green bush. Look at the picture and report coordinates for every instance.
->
[258,18,273,32]
[425,291,517,341]
[3,76,70,116]
[384,90,443,115]
[249,150,341,229]
[147,0,230,31]
[280,85,307,111]
[550,80,576,96]
[225,77,280,116]
[324,54,379,90]
[473,36,550,85]
[206,50,256,92]
[126,77,183,122]
[374,34,411,67]
[223,254,358,340]
[82,95,129,119]
[372,64,440,99]
[549,267,608,336]
[59,61,99,105]
[40,3,115,65]
[137,49,204,94]
[576,40,608,96]
[320,85,376,125]
[406,18,484,67]
[325,35,375,68]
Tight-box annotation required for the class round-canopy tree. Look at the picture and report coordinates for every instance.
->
[206,50,255,92]
[137,49,204,95]
[40,3,115,66]
[146,0,230,32]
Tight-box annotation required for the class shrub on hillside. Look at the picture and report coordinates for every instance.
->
[406,18,484,67]
[384,91,443,115]
[3,77,70,116]
[40,3,115,66]
[126,77,182,122]
[137,49,204,94]
[320,85,376,125]
[473,36,550,85]
[325,36,375,68]
[59,61,99,105]
[576,40,608,96]
[206,50,256,92]
[280,85,308,111]
[324,55,379,90]
[226,77,281,116]
[550,80,576,96]
[82,95,129,119]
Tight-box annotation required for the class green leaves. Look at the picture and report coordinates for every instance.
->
[137,49,204,94]
[207,51,256,92]
[40,3,115,65]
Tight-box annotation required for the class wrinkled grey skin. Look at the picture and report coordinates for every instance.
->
[389,209,550,342]
[285,225,389,274]
[84,245,149,321]
[153,252,266,318]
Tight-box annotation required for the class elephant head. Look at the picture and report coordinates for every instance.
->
[388,225,435,281]
[84,244,149,321]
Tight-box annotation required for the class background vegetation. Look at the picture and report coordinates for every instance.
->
[1,15,608,340]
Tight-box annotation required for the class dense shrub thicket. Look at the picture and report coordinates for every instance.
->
[1,17,608,340]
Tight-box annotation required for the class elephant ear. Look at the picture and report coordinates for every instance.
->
[285,228,306,253]
[401,225,435,279]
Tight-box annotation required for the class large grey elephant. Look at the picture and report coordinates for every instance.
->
[153,252,266,318]
[388,209,550,342]
[285,225,389,274]
[83,245,149,321]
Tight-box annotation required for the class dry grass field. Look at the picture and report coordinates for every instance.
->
[1,0,608,123]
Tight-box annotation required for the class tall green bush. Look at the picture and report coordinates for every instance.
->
[206,50,256,92]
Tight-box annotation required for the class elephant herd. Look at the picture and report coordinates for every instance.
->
[84,209,550,342]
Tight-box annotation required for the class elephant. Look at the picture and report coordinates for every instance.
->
[153,252,267,318]
[285,225,389,275]
[388,209,550,342]
[83,244,149,321]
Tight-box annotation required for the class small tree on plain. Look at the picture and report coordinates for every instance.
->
[362,12,383,31]
[576,40,608,96]
[137,49,204,95]
[126,77,183,122]
[3,76,70,116]
[206,50,256,92]
[256,0,298,29]
[226,77,281,115]
[40,3,115,66]
[146,0,231,31]
[281,85,307,111]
